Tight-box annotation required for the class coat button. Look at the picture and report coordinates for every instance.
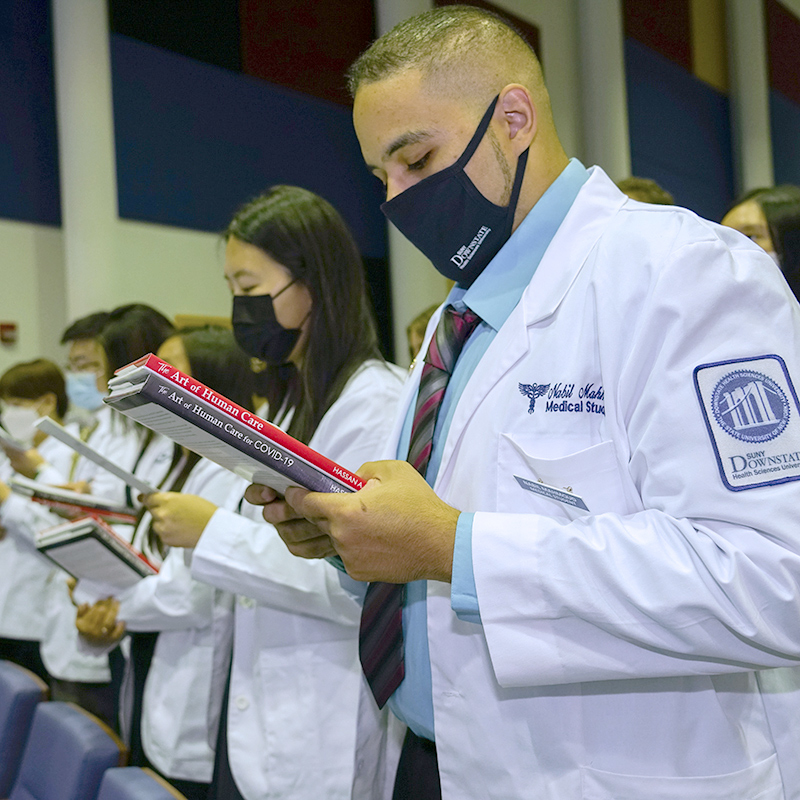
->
[235,695,249,710]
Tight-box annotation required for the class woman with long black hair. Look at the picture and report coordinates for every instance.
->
[151,186,406,800]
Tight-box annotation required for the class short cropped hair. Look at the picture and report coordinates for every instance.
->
[617,177,674,206]
[0,358,69,419]
[60,311,110,344]
[346,5,543,105]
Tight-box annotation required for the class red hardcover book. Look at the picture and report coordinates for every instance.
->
[104,354,365,495]
[9,475,139,524]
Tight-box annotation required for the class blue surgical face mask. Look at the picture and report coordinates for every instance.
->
[66,371,106,412]
[381,95,530,288]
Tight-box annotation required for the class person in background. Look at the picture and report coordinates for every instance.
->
[1,311,112,492]
[61,311,111,423]
[0,359,76,682]
[254,7,800,799]
[154,186,406,800]
[406,303,440,362]
[39,303,176,729]
[721,184,800,300]
[67,303,177,503]
[76,326,254,800]
[616,176,674,205]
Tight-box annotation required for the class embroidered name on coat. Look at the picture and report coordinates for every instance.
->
[519,382,605,416]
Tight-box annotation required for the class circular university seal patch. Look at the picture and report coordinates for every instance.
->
[711,369,790,443]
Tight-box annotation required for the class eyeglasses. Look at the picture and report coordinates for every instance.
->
[66,359,105,374]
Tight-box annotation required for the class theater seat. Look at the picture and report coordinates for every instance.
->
[96,768,188,800]
[8,701,127,800]
[0,660,49,796]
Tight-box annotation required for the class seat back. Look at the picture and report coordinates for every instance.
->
[0,659,49,796]
[96,768,188,800]
[9,701,127,800]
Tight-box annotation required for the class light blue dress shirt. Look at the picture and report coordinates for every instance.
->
[389,159,589,740]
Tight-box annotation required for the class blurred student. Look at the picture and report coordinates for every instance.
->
[406,303,440,362]
[40,303,176,727]
[77,326,254,800]
[0,359,76,681]
[67,304,177,503]
[152,186,406,800]
[721,185,800,300]
[61,311,110,422]
[616,176,674,205]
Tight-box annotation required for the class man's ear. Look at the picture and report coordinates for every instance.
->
[498,85,536,155]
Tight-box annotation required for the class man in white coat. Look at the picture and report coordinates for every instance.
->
[249,6,800,799]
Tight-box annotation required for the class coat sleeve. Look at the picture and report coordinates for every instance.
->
[116,463,243,632]
[191,506,362,626]
[190,361,405,625]
[473,232,800,688]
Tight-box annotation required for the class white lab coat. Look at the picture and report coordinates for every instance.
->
[394,167,800,799]
[192,359,406,800]
[110,458,245,782]
[0,429,77,641]
[72,407,145,506]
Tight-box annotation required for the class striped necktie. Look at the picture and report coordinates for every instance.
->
[359,305,481,708]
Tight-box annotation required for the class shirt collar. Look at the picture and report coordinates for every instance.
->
[449,158,589,330]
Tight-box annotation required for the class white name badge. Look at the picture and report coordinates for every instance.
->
[694,354,800,491]
[514,475,589,511]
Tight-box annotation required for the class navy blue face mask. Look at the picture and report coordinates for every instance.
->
[381,95,529,287]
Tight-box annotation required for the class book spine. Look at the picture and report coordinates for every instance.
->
[94,518,159,573]
[14,482,135,518]
[129,373,356,494]
[30,498,138,524]
[135,355,365,491]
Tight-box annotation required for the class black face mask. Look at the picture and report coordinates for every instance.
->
[381,95,529,288]
[231,280,303,365]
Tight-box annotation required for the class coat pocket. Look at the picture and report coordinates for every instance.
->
[581,754,783,800]
[499,435,641,520]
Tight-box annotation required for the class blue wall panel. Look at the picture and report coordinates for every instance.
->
[0,0,60,226]
[111,34,386,259]
[770,90,800,187]
[625,38,734,223]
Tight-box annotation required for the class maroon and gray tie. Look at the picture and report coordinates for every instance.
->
[359,305,481,708]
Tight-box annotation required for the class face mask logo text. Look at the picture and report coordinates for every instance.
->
[451,226,491,269]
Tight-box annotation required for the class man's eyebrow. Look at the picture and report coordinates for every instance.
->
[385,130,432,159]
[365,131,434,173]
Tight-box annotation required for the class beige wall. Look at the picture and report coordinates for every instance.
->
[0,217,227,376]
[0,220,65,375]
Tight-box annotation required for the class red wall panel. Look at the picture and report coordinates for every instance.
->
[239,0,375,106]
[766,0,800,107]
[623,0,691,72]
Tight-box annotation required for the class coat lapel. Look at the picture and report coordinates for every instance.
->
[435,167,627,483]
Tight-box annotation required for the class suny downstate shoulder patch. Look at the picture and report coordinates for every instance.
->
[694,355,800,491]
